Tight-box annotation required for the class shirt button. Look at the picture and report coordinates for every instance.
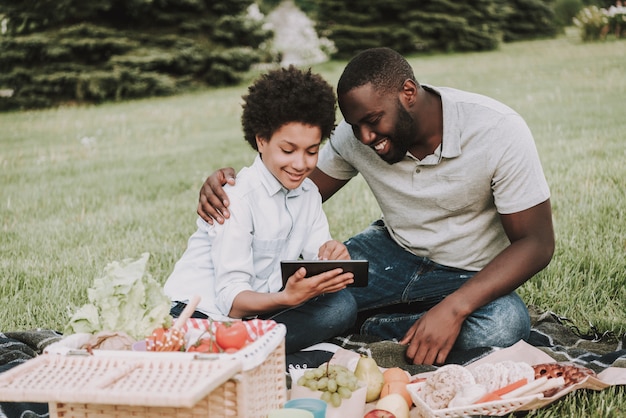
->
[415,168,421,173]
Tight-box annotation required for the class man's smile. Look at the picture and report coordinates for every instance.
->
[373,138,390,154]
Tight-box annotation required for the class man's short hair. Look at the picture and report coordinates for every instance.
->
[337,47,417,96]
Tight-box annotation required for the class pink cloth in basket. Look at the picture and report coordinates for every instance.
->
[182,318,278,342]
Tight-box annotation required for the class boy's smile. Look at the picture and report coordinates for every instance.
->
[256,122,322,190]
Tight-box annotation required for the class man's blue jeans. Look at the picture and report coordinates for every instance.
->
[345,220,530,351]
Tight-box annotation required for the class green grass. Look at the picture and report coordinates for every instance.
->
[1,29,625,416]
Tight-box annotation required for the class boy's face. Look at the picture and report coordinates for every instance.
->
[256,122,322,190]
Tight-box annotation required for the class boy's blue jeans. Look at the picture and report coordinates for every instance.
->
[260,290,357,354]
[344,220,531,351]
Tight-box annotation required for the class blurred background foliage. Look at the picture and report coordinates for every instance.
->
[0,0,619,110]
[0,0,273,110]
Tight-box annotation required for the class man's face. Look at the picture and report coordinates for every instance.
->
[338,83,417,164]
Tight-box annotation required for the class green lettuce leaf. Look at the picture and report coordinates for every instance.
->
[64,252,172,340]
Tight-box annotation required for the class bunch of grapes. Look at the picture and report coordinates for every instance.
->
[296,363,360,407]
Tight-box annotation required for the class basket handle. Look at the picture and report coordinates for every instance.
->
[173,295,201,330]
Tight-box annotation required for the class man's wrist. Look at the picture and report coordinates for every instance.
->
[442,292,474,320]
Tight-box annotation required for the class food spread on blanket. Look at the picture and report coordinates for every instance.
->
[411,360,597,412]
[55,255,604,417]
[290,350,598,418]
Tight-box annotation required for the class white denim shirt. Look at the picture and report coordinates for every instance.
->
[164,155,331,320]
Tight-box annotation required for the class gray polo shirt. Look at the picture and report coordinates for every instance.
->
[317,85,550,271]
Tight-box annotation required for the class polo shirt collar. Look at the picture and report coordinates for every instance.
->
[421,84,462,160]
[252,155,309,198]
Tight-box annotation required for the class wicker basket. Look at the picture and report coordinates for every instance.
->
[407,381,542,418]
[0,324,287,418]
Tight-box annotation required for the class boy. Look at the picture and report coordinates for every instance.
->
[164,67,357,353]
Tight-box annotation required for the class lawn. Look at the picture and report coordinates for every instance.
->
[1,28,624,416]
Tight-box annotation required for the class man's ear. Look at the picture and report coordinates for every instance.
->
[400,79,418,106]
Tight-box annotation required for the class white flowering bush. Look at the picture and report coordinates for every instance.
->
[573,6,609,41]
[573,4,625,41]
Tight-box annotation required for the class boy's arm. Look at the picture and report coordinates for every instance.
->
[229,266,354,318]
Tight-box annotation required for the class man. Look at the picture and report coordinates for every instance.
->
[198,47,555,365]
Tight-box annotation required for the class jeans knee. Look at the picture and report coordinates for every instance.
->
[335,291,358,331]
[457,293,530,350]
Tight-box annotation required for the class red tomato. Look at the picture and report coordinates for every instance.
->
[215,321,250,351]
[187,337,221,353]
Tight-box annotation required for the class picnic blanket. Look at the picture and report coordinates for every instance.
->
[0,329,62,418]
[326,306,626,376]
[1,307,625,418]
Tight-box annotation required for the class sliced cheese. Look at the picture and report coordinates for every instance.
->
[500,377,547,399]
[501,376,566,399]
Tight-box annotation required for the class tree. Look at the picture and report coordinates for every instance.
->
[0,0,273,110]
[312,0,561,59]
[503,0,560,41]
[314,0,509,59]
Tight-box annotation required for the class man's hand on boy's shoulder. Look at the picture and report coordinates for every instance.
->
[318,240,351,261]
[198,167,237,224]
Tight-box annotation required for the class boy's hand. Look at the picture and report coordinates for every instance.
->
[197,168,237,224]
[284,267,354,304]
[318,240,351,260]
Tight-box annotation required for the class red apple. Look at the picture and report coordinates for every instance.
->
[364,409,396,418]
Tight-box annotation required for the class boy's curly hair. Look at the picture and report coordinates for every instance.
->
[242,66,337,150]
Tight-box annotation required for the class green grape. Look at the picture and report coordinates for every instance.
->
[320,391,332,403]
[305,380,318,391]
[297,363,360,408]
[335,372,349,387]
[337,386,352,399]
[327,378,337,393]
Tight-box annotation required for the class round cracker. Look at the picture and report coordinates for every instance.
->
[422,364,476,409]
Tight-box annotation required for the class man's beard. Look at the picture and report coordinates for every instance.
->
[381,101,417,164]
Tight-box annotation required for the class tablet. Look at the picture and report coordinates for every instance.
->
[280,260,369,287]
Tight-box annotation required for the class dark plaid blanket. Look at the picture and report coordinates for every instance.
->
[327,307,626,376]
[2,307,625,418]
[0,329,62,418]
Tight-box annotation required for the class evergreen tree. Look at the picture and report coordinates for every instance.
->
[315,0,508,59]
[313,0,560,59]
[504,0,560,41]
[0,0,273,110]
